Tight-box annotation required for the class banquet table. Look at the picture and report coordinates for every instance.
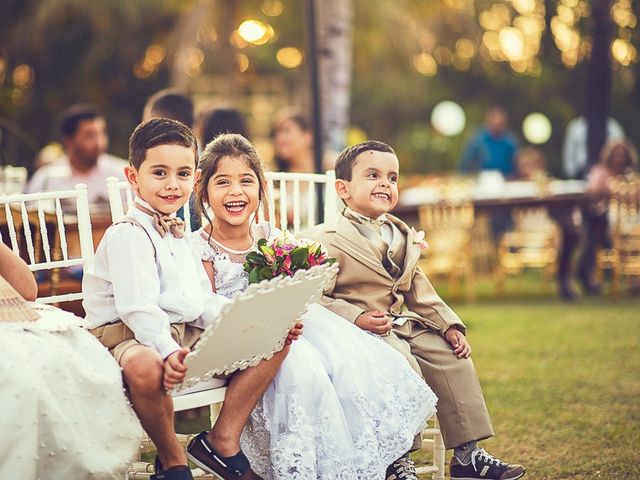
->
[395,180,588,295]
[0,303,142,479]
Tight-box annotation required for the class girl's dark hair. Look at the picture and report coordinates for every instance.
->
[196,133,268,229]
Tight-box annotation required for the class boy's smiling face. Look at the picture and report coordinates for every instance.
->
[336,150,400,219]
[125,144,199,215]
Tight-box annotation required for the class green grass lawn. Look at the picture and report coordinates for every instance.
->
[415,285,640,480]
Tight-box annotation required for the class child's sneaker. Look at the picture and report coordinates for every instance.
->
[450,447,525,480]
[385,452,418,480]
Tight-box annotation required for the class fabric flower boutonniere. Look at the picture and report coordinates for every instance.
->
[412,229,429,251]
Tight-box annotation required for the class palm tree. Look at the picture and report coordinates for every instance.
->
[586,0,614,167]
[308,0,353,163]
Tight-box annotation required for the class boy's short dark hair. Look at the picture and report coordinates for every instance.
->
[129,118,198,169]
[144,89,194,128]
[59,103,103,139]
[334,140,396,181]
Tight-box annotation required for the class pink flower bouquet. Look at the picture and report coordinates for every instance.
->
[243,231,336,284]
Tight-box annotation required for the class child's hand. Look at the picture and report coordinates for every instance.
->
[444,327,471,359]
[355,311,392,335]
[286,321,304,345]
[163,348,189,391]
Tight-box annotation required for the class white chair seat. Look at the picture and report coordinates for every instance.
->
[172,377,227,396]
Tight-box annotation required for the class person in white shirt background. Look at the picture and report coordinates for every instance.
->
[25,103,127,209]
[562,115,625,180]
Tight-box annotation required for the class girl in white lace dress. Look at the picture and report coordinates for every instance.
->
[189,134,437,480]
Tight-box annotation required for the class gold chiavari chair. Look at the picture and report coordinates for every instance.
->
[495,208,559,295]
[419,196,476,302]
[596,174,640,296]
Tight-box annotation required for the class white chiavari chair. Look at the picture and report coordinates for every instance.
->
[0,184,94,305]
[259,170,339,234]
[106,177,193,232]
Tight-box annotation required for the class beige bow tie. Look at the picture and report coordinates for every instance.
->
[135,203,185,239]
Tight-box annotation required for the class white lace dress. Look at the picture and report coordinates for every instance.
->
[190,225,437,480]
[0,304,143,479]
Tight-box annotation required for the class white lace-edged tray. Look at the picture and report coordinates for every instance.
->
[174,262,338,393]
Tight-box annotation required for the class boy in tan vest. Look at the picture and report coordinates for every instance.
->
[306,141,525,480]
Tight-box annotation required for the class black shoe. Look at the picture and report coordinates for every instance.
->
[559,279,577,302]
[450,447,525,480]
[578,270,601,296]
[187,431,264,479]
[385,452,417,480]
[150,456,193,480]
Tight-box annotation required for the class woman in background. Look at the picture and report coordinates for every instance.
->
[578,138,639,293]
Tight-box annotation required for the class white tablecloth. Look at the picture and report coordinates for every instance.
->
[0,304,143,479]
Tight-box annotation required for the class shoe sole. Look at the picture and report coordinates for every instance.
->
[186,451,227,480]
[451,473,525,480]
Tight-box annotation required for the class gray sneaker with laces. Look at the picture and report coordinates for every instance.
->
[450,447,525,480]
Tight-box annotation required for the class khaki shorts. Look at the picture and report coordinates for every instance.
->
[90,321,204,365]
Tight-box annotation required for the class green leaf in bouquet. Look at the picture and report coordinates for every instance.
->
[248,268,262,284]
[290,247,309,269]
[259,266,274,280]
[245,251,266,266]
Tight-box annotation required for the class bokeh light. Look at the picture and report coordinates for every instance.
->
[522,113,552,144]
[276,47,303,68]
[431,101,466,136]
[262,0,284,17]
[412,52,438,76]
[238,19,274,45]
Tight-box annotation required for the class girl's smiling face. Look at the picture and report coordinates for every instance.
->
[207,155,261,229]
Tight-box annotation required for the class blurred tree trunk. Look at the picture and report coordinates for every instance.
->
[314,0,353,157]
[169,0,213,90]
[586,0,613,168]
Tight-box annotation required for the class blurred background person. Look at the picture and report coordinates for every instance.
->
[25,104,126,209]
[461,106,519,241]
[577,138,639,294]
[271,107,314,173]
[562,116,625,180]
[196,106,249,147]
[460,106,518,178]
[514,146,547,182]
[142,88,194,129]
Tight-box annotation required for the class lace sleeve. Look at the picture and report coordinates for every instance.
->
[187,230,217,262]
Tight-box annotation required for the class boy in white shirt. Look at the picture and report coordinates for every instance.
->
[84,119,295,480]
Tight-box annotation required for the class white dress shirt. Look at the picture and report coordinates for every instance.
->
[83,198,229,359]
[562,116,625,179]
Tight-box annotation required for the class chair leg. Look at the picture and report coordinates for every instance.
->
[209,401,223,427]
[433,416,446,480]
